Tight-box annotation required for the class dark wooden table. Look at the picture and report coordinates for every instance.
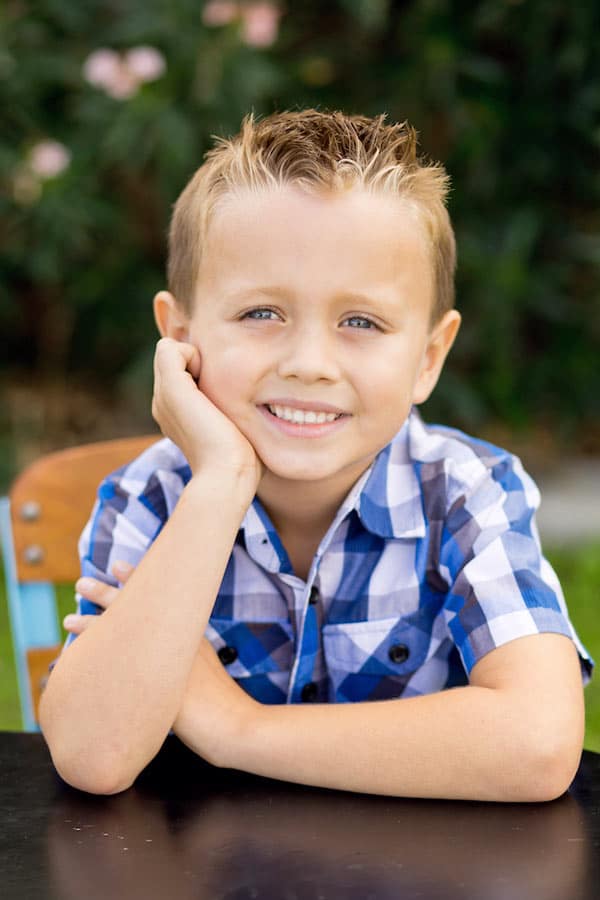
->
[1,732,599,899]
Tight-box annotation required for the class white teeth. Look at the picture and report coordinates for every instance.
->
[268,404,341,424]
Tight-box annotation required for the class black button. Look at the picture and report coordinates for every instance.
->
[218,645,238,665]
[301,682,318,702]
[309,586,319,605]
[388,643,410,664]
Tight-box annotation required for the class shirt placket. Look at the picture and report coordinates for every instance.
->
[286,513,354,704]
[287,577,323,703]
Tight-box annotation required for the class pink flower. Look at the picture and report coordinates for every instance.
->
[202,1,239,26]
[103,68,139,100]
[124,46,166,82]
[83,46,166,100]
[83,48,121,89]
[241,2,282,47]
[29,140,71,179]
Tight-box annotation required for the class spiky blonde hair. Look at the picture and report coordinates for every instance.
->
[168,109,456,323]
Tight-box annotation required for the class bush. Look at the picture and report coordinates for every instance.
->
[1,0,599,455]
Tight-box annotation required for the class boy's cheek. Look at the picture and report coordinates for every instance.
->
[196,363,246,421]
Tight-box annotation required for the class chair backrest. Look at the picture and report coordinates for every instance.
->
[1,434,160,729]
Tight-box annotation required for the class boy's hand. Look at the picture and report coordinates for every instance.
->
[152,337,263,489]
[64,561,136,635]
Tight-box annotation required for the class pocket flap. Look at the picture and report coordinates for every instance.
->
[323,611,431,676]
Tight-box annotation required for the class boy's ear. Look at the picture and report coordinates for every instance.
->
[412,310,461,405]
[153,290,191,341]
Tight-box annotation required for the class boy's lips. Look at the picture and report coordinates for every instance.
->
[261,397,349,415]
[257,404,351,438]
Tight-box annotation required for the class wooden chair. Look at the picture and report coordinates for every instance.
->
[0,434,159,730]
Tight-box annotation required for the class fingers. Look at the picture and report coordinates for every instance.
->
[66,561,134,634]
[74,564,131,605]
[111,560,135,583]
[154,336,202,383]
[63,614,100,635]
[152,338,204,438]
[74,577,118,608]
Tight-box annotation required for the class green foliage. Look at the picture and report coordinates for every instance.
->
[1,0,599,437]
[546,542,600,751]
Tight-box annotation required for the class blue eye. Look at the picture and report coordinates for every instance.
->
[344,315,378,330]
[244,308,279,320]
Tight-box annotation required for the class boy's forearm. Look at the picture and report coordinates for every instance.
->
[229,685,576,803]
[39,469,254,795]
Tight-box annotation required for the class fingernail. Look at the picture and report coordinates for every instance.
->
[63,615,79,627]
[76,577,94,591]
[112,560,131,574]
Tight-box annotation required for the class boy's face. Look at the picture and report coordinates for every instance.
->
[156,185,459,498]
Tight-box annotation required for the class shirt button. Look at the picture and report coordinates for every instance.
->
[218,645,238,665]
[301,682,318,702]
[309,586,319,605]
[388,643,410,664]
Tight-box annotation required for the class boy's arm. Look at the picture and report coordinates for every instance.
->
[39,339,261,795]
[70,574,584,802]
[217,631,584,802]
[66,567,585,801]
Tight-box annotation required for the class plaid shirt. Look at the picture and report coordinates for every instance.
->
[68,410,593,704]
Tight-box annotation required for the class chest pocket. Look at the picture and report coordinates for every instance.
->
[206,617,295,704]
[322,612,431,703]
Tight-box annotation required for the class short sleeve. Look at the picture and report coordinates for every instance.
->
[61,460,170,651]
[439,452,594,684]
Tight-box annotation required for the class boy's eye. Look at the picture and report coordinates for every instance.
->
[243,307,280,321]
[343,315,378,330]
[242,306,379,331]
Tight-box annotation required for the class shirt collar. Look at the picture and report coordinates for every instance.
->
[355,413,426,539]
[240,410,426,561]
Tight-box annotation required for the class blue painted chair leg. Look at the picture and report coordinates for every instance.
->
[0,497,60,731]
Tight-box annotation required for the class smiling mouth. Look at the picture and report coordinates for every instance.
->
[265,403,346,425]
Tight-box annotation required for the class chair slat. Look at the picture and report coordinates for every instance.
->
[10,435,159,583]
[2,434,161,729]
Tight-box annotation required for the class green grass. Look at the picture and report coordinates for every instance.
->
[545,542,600,751]
[1,545,599,750]
[0,575,74,729]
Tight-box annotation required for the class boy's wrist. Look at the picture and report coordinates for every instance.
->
[185,465,257,511]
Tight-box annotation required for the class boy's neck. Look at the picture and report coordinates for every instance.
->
[255,459,374,544]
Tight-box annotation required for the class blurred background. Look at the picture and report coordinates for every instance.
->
[1,0,599,737]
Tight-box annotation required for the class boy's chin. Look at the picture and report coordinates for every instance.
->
[262,465,326,484]
[260,456,340,485]
[258,448,368,488]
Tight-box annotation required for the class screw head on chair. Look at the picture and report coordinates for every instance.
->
[23,545,45,565]
[20,501,41,522]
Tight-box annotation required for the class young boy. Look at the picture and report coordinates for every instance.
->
[40,109,593,801]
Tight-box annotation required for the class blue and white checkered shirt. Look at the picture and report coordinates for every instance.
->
[68,410,593,704]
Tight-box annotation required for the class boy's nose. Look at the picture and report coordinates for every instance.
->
[276,323,340,384]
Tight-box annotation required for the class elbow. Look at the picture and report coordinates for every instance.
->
[39,687,142,795]
[49,746,136,795]
[65,762,135,796]
[41,714,136,796]
[523,740,583,803]
[507,729,584,804]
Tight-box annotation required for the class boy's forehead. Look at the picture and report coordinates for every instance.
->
[198,184,432,297]
[209,183,424,237]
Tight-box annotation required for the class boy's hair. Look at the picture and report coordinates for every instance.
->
[168,109,456,324]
